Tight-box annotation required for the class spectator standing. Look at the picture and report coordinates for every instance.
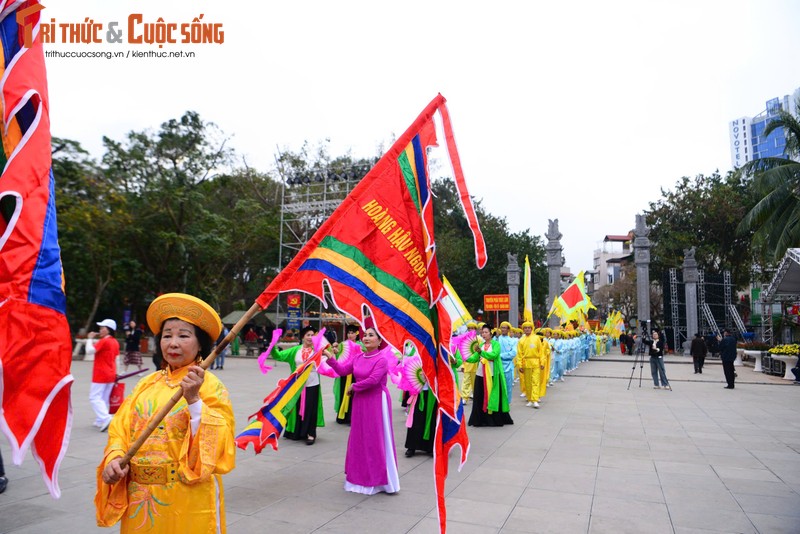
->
[123,320,143,372]
[0,450,7,493]
[212,327,230,370]
[625,332,634,355]
[86,319,120,431]
[645,329,671,390]
[718,329,737,389]
[689,332,708,374]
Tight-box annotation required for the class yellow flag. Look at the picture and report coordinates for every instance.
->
[442,276,473,331]
[523,255,533,323]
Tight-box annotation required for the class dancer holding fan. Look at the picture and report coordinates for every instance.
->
[466,324,513,427]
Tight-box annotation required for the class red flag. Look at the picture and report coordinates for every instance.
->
[561,283,585,309]
[0,1,73,498]
[256,94,481,532]
[550,271,596,322]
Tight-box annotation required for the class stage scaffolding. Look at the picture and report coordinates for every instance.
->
[663,269,735,352]
[272,160,375,335]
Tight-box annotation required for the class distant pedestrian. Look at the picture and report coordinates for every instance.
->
[625,332,634,355]
[150,332,162,371]
[689,332,707,374]
[123,320,143,372]
[86,319,119,431]
[718,329,737,389]
[0,449,7,493]
[212,327,230,370]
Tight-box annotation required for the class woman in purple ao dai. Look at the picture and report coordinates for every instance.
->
[324,326,400,495]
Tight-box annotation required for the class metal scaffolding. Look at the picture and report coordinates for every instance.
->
[669,268,682,353]
[760,248,800,345]
[274,162,374,330]
[665,268,733,342]
[723,270,733,332]
[698,269,708,333]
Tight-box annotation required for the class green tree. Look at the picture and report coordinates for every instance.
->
[194,168,281,309]
[431,179,548,321]
[738,96,800,261]
[53,138,141,332]
[101,111,234,306]
[645,171,757,289]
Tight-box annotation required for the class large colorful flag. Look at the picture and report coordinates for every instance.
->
[255,94,486,533]
[549,270,596,323]
[441,275,473,333]
[523,255,533,323]
[234,352,320,453]
[236,329,328,452]
[0,1,73,499]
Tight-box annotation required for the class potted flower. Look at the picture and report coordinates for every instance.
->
[768,344,800,379]
[769,344,800,356]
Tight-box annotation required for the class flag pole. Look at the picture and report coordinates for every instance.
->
[117,301,264,468]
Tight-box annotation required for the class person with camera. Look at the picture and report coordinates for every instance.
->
[644,328,671,390]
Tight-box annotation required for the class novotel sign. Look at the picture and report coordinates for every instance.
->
[729,117,750,167]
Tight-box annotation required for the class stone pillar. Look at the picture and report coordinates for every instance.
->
[545,219,563,328]
[682,247,698,354]
[506,253,520,327]
[633,214,651,331]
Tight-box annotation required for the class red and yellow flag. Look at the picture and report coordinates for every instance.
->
[255,94,485,533]
[0,1,73,498]
[549,271,596,323]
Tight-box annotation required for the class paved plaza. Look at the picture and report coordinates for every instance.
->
[2,348,800,533]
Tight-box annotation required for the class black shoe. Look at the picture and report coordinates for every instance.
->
[405,449,415,457]
[306,436,316,445]
[724,386,734,389]
[0,476,7,494]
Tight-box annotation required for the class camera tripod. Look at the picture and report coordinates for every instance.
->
[627,340,646,390]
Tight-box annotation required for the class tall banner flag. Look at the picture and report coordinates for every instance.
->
[442,275,473,333]
[523,255,533,323]
[0,0,74,498]
[255,94,486,533]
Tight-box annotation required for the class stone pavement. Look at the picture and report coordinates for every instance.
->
[2,348,800,533]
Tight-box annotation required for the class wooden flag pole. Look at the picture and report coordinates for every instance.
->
[118,301,264,468]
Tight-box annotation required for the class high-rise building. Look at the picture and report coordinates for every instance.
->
[729,87,800,168]
[592,233,632,291]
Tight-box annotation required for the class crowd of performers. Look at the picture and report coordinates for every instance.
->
[456,320,613,418]
[92,291,615,533]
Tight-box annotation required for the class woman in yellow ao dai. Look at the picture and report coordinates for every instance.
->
[95,293,236,533]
